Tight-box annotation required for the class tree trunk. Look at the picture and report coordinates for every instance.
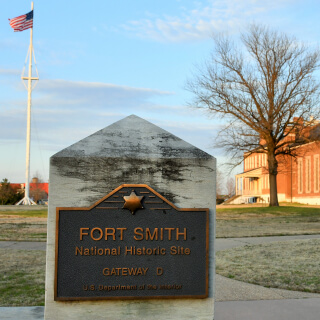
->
[269,173,279,206]
[268,151,279,207]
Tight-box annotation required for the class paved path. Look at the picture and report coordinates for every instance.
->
[0,241,46,250]
[1,234,320,319]
[2,300,320,320]
[216,234,320,251]
[215,298,320,320]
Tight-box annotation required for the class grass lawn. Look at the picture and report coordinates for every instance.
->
[1,239,319,306]
[216,239,320,293]
[0,249,45,306]
[0,206,47,217]
[217,205,320,238]
[0,204,319,306]
[0,207,47,241]
[0,205,319,240]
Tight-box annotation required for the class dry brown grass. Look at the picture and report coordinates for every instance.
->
[0,216,47,241]
[217,206,320,237]
[216,217,320,238]
[1,205,319,240]
[0,249,45,306]
[0,206,47,241]
[216,239,320,293]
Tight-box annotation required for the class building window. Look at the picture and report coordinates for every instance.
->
[314,155,319,193]
[298,158,303,194]
[264,154,267,168]
[306,157,311,193]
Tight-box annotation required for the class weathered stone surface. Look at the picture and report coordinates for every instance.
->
[53,115,211,159]
[45,115,216,320]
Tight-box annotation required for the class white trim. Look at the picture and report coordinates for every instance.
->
[298,158,303,194]
[306,156,311,193]
[314,155,319,193]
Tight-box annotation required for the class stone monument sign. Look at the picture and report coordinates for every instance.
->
[45,115,216,319]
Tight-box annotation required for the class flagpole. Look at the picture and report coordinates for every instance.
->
[17,1,37,205]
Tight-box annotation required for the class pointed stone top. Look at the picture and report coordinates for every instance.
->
[52,115,212,159]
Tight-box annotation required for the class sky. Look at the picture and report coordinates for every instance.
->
[1,0,320,183]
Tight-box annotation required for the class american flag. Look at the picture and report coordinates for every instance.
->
[9,10,33,32]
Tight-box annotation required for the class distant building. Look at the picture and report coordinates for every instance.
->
[11,177,48,204]
[232,119,320,205]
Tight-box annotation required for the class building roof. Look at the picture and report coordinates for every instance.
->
[10,183,49,194]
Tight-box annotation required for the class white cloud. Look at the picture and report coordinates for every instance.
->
[0,77,225,181]
[36,79,173,107]
[121,0,293,43]
[0,78,224,160]
[0,78,176,147]
[0,68,20,76]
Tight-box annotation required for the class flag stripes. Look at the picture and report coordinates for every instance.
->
[9,10,33,32]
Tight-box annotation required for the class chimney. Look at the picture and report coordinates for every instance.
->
[32,177,38,184]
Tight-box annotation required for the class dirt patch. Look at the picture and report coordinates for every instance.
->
[216,239,320,293]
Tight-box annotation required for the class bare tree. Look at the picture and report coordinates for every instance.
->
[29,173,47,204]
[226,177,235,198]
[187,24,320,206]
[216,169,225,197]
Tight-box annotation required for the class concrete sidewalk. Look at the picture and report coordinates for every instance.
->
[216,234,320,251]
[1,234,320,319]
[0,241,46,250]
[215,298,320,320]
[2,299,320,320]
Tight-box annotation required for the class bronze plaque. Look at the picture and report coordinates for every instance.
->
[55,184,209,300]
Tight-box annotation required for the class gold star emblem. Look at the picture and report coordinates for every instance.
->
[123,190,144,215]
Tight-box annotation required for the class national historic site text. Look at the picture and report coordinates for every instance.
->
[75,227,190,258]
[55,186,208,300]
[58,224,196,298]
[75,245,191,256]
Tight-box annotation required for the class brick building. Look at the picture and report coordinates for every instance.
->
[232,121,320,205]
[11,177,49,204]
